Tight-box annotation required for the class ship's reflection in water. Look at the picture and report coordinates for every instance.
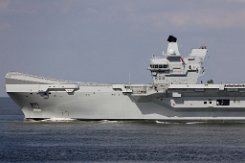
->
[1,120,245,162]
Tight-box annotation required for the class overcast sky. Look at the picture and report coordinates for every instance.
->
[1,0,245,96]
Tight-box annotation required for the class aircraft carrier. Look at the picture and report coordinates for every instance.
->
[5,35,245,121]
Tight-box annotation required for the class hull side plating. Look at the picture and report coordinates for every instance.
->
[7,85,245,120]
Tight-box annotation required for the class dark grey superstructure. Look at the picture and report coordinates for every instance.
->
[5,35,245,121]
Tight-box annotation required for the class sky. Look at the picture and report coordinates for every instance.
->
[1,0,245,96]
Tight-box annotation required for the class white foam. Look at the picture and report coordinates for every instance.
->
[155,120,179,124]
[100,120,120,123]
[40,118,75,122]
[185,121,207,125]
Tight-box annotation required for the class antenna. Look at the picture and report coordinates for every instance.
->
[128,72,131,86]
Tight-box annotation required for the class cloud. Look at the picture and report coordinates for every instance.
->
[0,22,10,30]
[0,0,10,10]
[134,6,245,31]
[59,0,81,13]
[225,0,245,3]
[75,0,245,33]
[0,0,37,14]
[0,0,76,15]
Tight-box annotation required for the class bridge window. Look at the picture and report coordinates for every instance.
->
[162,70,170,73]
[150,64,169,69]
[167,56,181,62]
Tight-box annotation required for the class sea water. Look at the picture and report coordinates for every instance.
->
[1,98,245,162]
[1,121,245,162]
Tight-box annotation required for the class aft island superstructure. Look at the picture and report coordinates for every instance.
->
[5,35,245,121]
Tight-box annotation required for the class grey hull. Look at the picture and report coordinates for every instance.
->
[7,87,245,121]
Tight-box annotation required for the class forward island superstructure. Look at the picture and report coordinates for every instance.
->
[5,35,245,121]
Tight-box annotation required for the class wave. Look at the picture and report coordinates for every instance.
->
[185,121,207,125]
[155,120,208,125]
[99,120,120,123]
[40,118,76,122]
[155,120,180,124]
